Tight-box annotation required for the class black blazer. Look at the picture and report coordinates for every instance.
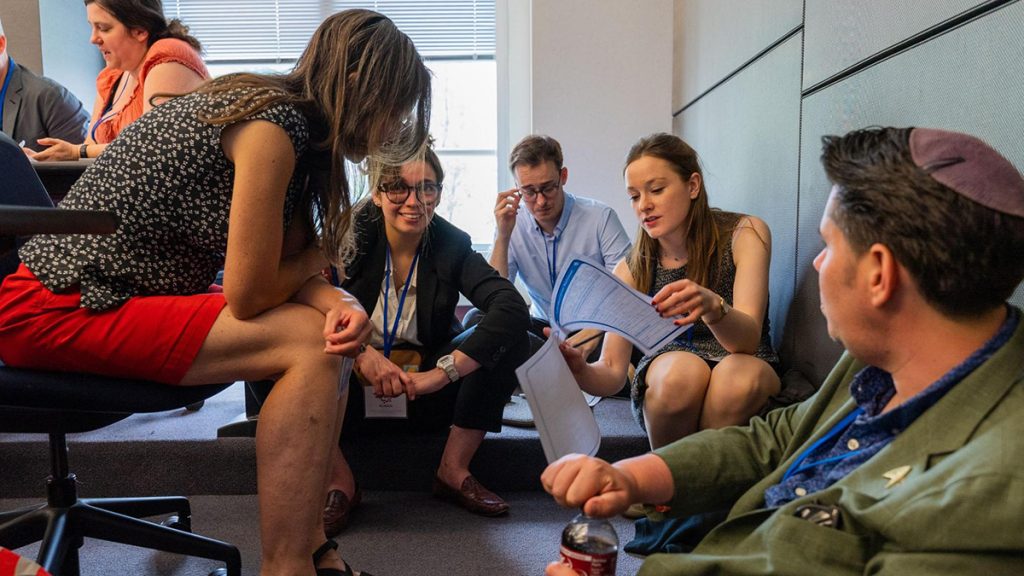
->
[342,202,529,369]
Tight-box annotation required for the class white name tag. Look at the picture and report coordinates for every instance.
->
[363,387,408,418]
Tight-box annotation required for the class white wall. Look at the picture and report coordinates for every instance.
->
[527,0,674,236]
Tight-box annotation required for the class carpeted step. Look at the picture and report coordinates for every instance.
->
[0,384,648,498]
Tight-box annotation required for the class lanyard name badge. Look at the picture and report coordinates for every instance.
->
[364,245,420,419]
[546,233,559,288]
[0,59,17,132]
[90,72,130,142]
[782,407,866,483]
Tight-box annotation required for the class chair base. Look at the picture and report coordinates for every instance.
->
[0,495,241,576]
[216,380,273,438]
[216,411,259,438]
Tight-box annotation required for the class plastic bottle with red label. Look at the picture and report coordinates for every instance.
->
[559,512,619,576]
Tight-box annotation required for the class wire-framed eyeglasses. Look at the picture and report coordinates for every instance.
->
[517,179,560,200]
[378,180,442,204]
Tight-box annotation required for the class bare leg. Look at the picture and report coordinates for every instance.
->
[436,425,486,488]
[256,358,342,574]
[699,354,780,430]
[182,303,351,576]
[641,351,712,449]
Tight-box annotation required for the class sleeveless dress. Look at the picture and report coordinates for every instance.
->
[19,87,310,310]
[631,235,779,430]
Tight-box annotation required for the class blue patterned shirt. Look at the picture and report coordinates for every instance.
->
[764,306,1020,507]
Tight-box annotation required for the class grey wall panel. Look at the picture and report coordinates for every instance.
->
[0,0,43,73]
[675,34,803,353]
[803,0,987,90]
[674,0,802,111]
[793,1,1024,385]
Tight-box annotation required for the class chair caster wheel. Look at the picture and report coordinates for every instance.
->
[163,514,192,532]
[186,400,205,411]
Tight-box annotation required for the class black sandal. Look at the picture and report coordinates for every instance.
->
[313,539,373,576]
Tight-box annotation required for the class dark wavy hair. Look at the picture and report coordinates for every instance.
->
[85,0,201,51]
[196,10,431,266]
[821,126,1024,317]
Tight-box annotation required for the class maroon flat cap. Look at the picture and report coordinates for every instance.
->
[910,128,1024,218]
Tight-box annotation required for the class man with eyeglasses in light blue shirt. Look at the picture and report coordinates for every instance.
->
[487,134,631,361]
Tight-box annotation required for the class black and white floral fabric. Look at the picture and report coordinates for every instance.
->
[20,88,310,310]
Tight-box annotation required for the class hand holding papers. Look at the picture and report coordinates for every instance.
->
[516,259,691,462]
[551,259,687,355]
[517,336,601,462]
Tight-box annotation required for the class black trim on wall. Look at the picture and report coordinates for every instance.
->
[675,0,1018,117]
[790,0,808,364]
[673,25,803,117]
[801,0,1017,98]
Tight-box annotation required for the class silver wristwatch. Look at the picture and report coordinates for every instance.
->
[436,354,460,382]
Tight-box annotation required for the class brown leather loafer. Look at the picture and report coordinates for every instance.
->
[323,485,362,538]
[432,474,510,517]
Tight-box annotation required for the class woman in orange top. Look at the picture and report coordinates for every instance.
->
[27,0,208,161]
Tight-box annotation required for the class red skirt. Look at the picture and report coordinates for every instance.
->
[0,264,225,384]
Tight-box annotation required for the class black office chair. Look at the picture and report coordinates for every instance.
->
[0,133,241,576]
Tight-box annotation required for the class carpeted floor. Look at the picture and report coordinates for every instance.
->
[1,492,646,576]
[1,383,653,574]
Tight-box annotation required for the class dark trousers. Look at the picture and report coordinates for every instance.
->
[463,310,594,361]
[464,309,639,396]
[342,324,529,436]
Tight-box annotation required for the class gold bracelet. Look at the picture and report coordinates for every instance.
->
[704,296,731,326]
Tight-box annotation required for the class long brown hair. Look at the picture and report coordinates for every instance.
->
[85,0,202,51]
[624,133,736,292]
[196,9,431,265]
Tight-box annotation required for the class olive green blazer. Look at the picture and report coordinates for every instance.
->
[644,310,1024,575]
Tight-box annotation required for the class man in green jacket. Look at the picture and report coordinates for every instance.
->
[543,126,1024,575]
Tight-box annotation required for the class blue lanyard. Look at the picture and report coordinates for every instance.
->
[546,234,559,287]
[0,58,16,132]
[90,72,127,142]
[382,244,419,359]
[90,114,106,142]
[782,407,866,482]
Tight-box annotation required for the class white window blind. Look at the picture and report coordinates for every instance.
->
[163,0,495,62]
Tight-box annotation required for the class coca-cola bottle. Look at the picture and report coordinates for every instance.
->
[559,512,619,576]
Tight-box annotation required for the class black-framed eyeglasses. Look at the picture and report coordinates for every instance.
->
[517,179,560,200]
[378,180,442,204]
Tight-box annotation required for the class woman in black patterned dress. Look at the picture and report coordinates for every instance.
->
[554,133,780,450]
[0,10,430,576]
